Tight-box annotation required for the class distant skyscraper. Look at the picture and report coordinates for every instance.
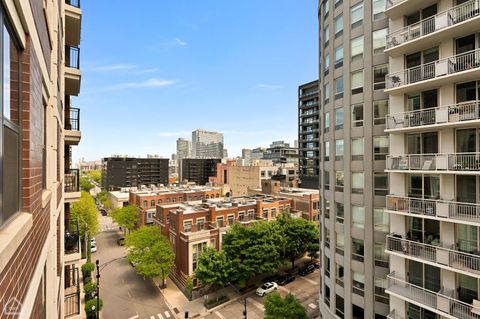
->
[176,138,191,160]
[242,148,252,165]
[191,129,224,159]
[223,149,228,158]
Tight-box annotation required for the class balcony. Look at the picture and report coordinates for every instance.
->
[386,271,480,319]
[386,1,480,57]
[65,107,81,145]
[65,46,81,96]
[65,0,81,47]
[65,168,80,203]
[64,265,81,318]
[386,195,480,226]
[385,0,439,19]
[386,235,480,277]
[386,101,480,132]
[386,153,480,174]
[386,49,480,95]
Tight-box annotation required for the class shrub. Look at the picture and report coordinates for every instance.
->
[83,282,97,301]
[82,262,95,279]
[204,295,229,309]
[85,298,103,319]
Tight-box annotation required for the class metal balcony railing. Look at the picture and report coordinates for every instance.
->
[65,107,80,131]
[65,46,80,69]
[386,49,480,89]
[386,153,480,172]
[64,265,80,317]
[387,271,480,318]
[65,168,79,193]
[300,90,319,98]
[387,0,480,49]
[64,293,80,317]
[386,195,480,224]
[386,101,480,130]
[65,0,80,8]
[386,235,480,274]
[65,219,80,254]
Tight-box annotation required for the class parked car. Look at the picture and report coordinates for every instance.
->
[256,282,278,297]
[299,264,315,276]
[90,237,96,244]
[305,260,320,269]
[286,266,299,275]
[277,274,295,286]
[100,209,107,216]
[117,237,125,246]
[90,243,97,253]
[262,274,281,283]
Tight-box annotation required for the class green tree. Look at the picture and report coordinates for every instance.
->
[111,205,139,233]
[222,222,283,287]
[71,192,99,261]
[87,170,102,184]
[80,176,94,192]
[264,292,308,319]
[125,226,175,286]
[276,213,320,269]
[194,247,233,298]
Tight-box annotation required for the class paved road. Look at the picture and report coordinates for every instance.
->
[94,229,174,319]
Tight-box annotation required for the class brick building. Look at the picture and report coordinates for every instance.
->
[0,0,83,318]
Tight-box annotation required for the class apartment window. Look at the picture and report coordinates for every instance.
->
[324,285,330,306]
[334,46,344,68]
[324,83,330,104]
[352,271,365,296]
[324,112,330,133]
[374,100,388,125]
[352,173,364,194]
[150,200,155,207]
[336,295,345,318]
[374,136,389,160]
[166,198,171,203]
[373,29,388,55]
[334,15,343,38]
[238,212,245,221]
[350,2,363,28]
[325,255,330,277]
[352,205,365,228]
[375,278,389,304]
[335,202,344,224]
[374,208,389,232]
[335,139,344,160]
[324,141,330,161]
[184,221,192,232]
[336,263,344,286]
[335,0,342,8]
[335,171,344,191]
[351,36,364,60]
[323,0,330,16]
[324,53,330,74]
[192,242,207,271]
[352,238,364,262]
[323,24,330,47]
[336,232,344,255]
[262,209,268,219]
[216,216,224,228]
[335,77,344,99]
[271,208,276,219]
[324,199,330,218]
[325,227,331,248]
[227,215,234,225]
[335,107,344,130]
[352,138,364,161]
[374,243,389,267]
[374,173,388,196]
[197,218,205,231]
[158,199,162,205]
[373,64,388,90]
[143,200,148,208]
[351,70,363,94]
[351,103,363,127]
[372,0,386,20]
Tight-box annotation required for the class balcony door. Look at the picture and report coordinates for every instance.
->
[456,128,478,153]
[457,273,479,304]
[406,216,440,245]
[407,132,438,154]
[407,303,439,319]
[456,81,479,103]
[408,260,441,292]
[456,224,478,253]
[456,34,476,55]
[408,174,440,199]
[406,47,439,83]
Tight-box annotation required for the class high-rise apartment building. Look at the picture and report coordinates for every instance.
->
[384,1,480,318]
[191,129,224,159]
[0,0,83,318]
[181,158,221,185]
[264,141,299,164]
[176,138,191,160]
[318,0,390,318]
[299,80,320,189]
[242,148,252,165]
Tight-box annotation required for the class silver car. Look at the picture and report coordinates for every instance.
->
[256,282,278,296]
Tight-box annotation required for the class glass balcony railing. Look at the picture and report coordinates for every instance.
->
[387,0,480,49]
[386,49,480,89]
[386,101,480,130]
[386,153,480,172]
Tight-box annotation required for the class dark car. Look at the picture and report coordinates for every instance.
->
[299,264,315,276]
[117,237,125,246]
[286,266,299,275]
[262,274,281,283]
[305,260,320,269]
[100,209,107,216]
[277,274,295,286]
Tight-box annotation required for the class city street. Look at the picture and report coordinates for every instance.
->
[94,229,174,319]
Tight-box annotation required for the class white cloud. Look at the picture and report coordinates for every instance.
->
[159,38,188,49]
[158,131,190,137]
[174,38,188,46]
[90,64,137,72]
[123,78,178,88]
[256,84,283,89]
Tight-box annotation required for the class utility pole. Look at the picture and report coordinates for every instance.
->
[243,298,247,319]
[96,259,100,319]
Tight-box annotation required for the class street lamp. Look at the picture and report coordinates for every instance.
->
[96,259,100,319]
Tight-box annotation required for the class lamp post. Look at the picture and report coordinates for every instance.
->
[96,259,100,319]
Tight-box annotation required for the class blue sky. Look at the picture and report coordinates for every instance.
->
[74,0,318,162]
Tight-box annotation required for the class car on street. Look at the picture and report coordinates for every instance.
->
[305,260,320,269]
[100,209,107,216]
[286,266,299,275]
[262,274,281,283]
[277,274,295,286]
[256,282,278,296]
[117,237,125,246]
[91,243,97,253]
[299,264,315,276]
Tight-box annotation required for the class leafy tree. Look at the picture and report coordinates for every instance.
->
[80,176,94,192]
[85,298,103,319]
[222,222,283,286]
[111,205,139,233]
[264,292,308,319]
[71,192,99,261]
[194,247,233,298]
[276,213,320,269]
[87,170,102,184]
[125,226,175,285]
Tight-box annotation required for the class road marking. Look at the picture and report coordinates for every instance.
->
[151,316,156,319]
[214,311,226,319]
[247,297,265,311]
[127,316,139,319]
[164,311,171,318]
[308,303,317,309]
[298,276,318,285]
[157,313,164,319]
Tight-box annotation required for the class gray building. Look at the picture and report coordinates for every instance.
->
[102,157,169,190]
[299,80,320,189]
[264,141,299,165]
[176,138,191,160]
[318,1,390,318]
[181,158,221,185]
[192,129,224,158]
[242,148,252,165]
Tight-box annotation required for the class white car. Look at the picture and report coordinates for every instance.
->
[90,237,96,244]
[90,243,97,253]
[256,282,278,296]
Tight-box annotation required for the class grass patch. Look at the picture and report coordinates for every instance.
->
[204,295,230,309]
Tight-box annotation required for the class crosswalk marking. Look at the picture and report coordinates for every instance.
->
[157,313,164,319]
[214,311,226,319]
[308,303,318,309]
[127,315,139,319]
[150,316,156,319]
[164,311,171,318]
[247,297,265,311]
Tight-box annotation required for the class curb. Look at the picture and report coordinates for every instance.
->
[196,290,255,317]
[153,279,180,319]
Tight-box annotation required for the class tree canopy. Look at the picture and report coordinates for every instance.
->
[71,191,99,239]
[125,226,175,281]
[96,190,111,210]
[87,170,102,184]
[264,292,308,319]
[194,247,233,290]
[110,205,139,233]
[80,176,94,192]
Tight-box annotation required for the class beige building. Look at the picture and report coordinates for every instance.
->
[384,0,480,318]
[228,164,278,196]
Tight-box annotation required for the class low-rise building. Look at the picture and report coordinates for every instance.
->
[108,188,135,209]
